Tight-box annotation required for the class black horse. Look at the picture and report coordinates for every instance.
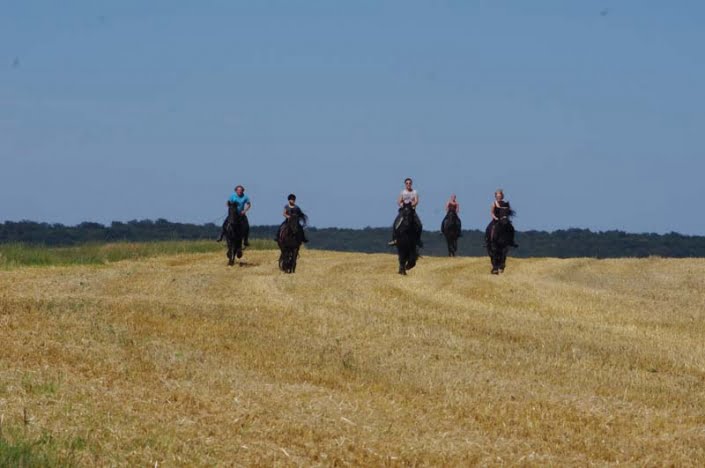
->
[224,202,245,266]
[486,211,516,274]
[278,209,307,273]
[441,209,461,257]
[394,204,419,275]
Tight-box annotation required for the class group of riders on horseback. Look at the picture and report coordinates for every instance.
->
[217,186,307,272]
[385,178,517,274]
[217,179,517,274]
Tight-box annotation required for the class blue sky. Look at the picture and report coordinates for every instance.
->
[1,1,703,234]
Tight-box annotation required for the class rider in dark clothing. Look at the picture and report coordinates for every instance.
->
[278,193,308,243]
[485,189,518,247]
[441,194,462,235]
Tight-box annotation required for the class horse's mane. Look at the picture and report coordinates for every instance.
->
[291,209,308,227]
[227,201,240,216]
[502,202,516,219]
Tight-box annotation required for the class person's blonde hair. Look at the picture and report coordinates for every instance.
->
[495,188,504,195]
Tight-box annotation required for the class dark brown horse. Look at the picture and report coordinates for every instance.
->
[486,209,517,274]
[441,209,461,257]
[277,209,307,273]
[224,202,245,266]
[394,204,419,275]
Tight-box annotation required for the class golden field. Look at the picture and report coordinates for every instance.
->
[1,245,704,466]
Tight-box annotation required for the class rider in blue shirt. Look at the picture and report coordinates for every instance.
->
[217,185,252,245]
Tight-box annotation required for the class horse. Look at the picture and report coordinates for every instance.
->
[278,209,307,273]
[441,209,461,257]
[394,204,420,275]
[224,201,245,266]
[486,212,516,274]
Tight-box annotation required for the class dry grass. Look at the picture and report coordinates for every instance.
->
[1,246,704,466]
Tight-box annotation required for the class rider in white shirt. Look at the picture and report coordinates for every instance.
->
[388,178,423,247]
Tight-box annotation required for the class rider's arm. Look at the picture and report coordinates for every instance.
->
[243,201,251,214]
[491,202,498,221]
[397,193,403,207]
[456,202,460,213]
[412,193,419,208]
[283,208,290,219]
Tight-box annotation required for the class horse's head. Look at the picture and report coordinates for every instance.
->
[499,203,516,220]
[227,202,242,223]
[399,203,414,219]
[289,208,308,227]
[493,216,515,247]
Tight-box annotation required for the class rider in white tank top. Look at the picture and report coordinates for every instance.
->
[400,189,418,206]
[389,178,423,247]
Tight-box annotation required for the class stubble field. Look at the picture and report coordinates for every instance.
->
[1,244,704,465]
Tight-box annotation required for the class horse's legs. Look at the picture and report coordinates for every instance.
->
[488,246,499,274]
[499,248,508,272]
[285,249,291,273]
[407,250,417,270]
[281,248,295,273]
[291,247,298,273]
[226,239,234,266]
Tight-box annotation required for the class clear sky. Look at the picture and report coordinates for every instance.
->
[2,1,704,234]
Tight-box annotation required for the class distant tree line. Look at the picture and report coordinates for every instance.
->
[1,220,704,258]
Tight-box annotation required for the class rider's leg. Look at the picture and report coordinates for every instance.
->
[388,211,402,246]
[484,222,493,247]
[413,211,423,247]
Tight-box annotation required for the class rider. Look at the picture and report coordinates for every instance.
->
[278,193,308,243]
[388,178,423,247]
[442,193,462,236]
[485,188,518,248]
[217,185,251,245]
